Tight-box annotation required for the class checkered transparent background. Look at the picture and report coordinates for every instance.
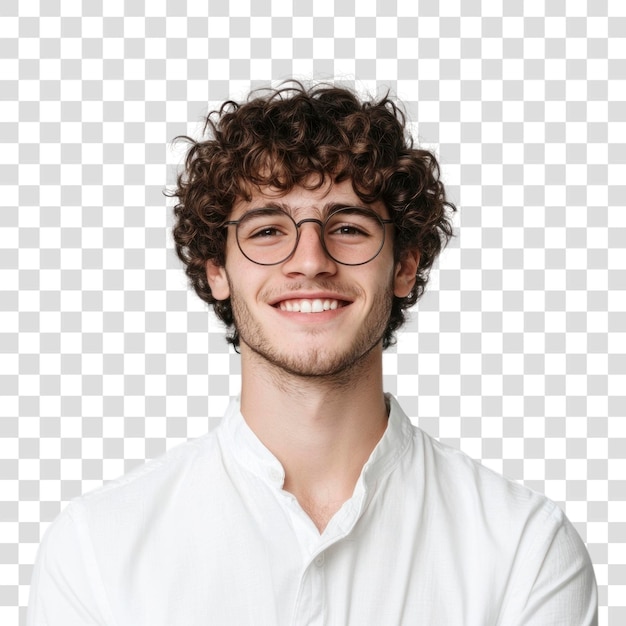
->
[1,1,625,623]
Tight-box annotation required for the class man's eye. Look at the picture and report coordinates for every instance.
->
[249,226,285,238]
[329,225,369,237]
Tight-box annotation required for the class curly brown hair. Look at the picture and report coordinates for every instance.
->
[170,82,456,349]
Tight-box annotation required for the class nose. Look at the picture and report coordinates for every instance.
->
[281,219,337,277]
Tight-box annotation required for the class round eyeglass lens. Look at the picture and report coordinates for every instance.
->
[235,210,297,265]
[322,208,386,265]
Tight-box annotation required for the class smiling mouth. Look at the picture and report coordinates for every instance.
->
[276,298,347,313]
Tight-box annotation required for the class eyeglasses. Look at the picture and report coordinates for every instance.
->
[225,207,393,266]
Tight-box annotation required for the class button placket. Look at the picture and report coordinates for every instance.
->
[291,559,326,626]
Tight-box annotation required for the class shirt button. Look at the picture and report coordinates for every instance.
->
[314,554,325,567]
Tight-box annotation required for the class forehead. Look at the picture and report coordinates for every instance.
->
[231,179,386,220]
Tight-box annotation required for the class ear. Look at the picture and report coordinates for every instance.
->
[393,249,420,298]
[206,259,230,300]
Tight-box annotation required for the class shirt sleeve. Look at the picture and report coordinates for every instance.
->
[499,502,598,625]
[27,502,115,626]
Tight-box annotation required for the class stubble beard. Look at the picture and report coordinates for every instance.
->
[226,275,394,385]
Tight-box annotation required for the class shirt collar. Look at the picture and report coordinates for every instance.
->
[219,393,413,492]
[360,393,414,487]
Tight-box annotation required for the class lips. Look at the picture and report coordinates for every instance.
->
[277,298,344,313]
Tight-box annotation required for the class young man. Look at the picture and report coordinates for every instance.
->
[28,84,597,624]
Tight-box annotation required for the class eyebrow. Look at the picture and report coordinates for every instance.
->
[251,202,367,219]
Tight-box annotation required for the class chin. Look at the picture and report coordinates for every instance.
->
[244,334,383,381]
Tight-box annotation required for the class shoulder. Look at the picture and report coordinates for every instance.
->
[411,424,555,516]
[30,427,226,605]
[50,425,224,535]
[405,425,597,622]
[28,424,236,623]
[402,422,583,564]
[387,396,555,524]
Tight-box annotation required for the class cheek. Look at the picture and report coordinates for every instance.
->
[357,263,396,303]
[225,262,271,303]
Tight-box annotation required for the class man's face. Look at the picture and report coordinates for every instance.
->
[207,180,418,379]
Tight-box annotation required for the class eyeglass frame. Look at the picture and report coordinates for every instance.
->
[224,206,394,267]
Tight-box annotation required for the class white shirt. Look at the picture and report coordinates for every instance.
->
[28,395,597,625]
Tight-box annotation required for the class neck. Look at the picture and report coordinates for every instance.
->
[239,344,389,531]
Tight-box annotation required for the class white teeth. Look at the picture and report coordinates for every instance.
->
[278,298,342,313]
